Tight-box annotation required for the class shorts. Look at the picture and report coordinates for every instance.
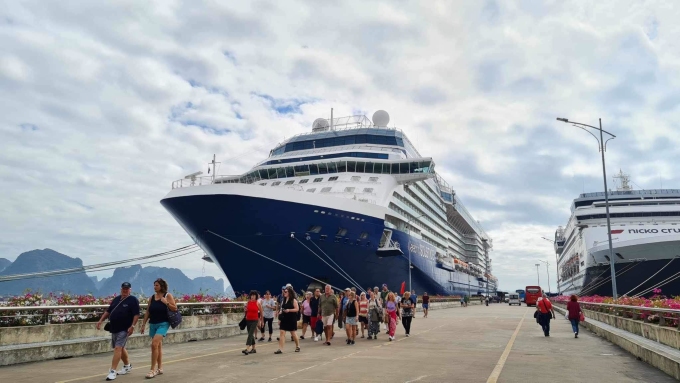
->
[322,314,334,326]
[303,315,311,324]
[422,304,429,309]
[359,316,368,324]
[345,317,358,325]
[149,322,170,338]
[111,330,129,349]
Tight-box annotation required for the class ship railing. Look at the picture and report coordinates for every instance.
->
[0,301,246,327]
[556,301,680,328]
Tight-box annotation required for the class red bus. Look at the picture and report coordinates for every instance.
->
[525,286,542,306]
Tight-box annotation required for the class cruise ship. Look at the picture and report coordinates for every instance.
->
[161,110,497,296]
[556,171,680,297]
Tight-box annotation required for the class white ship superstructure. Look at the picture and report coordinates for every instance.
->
[163,110,496,296]
[556,171,680,297]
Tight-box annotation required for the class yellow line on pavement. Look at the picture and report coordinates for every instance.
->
[486,308,527,383]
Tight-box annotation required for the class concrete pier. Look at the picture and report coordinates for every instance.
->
[0,304,675,382]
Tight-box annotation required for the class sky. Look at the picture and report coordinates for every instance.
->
[2,1,680,293]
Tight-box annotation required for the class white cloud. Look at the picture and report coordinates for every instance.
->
[2,1,680,293]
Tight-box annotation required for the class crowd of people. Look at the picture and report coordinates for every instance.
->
[241,284,428,355]
[95,280,428,380]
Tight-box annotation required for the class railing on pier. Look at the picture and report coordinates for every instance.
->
[0,301,246,327]
[556,301,680,328]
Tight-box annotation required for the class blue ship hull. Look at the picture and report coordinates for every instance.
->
[161,193,492,296]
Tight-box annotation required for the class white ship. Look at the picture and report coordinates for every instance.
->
[556,171,680,297]
[161,110,497,296]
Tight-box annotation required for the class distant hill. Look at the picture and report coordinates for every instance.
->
[0,249,97,296]
[98,265,227,296]
[0,249,228,297]
[0,258,11,272]
[89,276,108,290]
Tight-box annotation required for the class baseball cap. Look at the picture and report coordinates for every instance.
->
[382,283,387,287]
[281,286,286,290]
[285,283,292,288]
[121,282,131,289]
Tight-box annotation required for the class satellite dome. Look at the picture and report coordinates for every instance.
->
[312,118,330,132]
[372,110,390,127]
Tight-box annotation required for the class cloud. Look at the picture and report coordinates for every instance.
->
[2,1,680,293]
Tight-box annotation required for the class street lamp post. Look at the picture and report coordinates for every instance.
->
[556,117,618,299]
[541,237,561,295]
[538,260,551,294]
[535,264,540,285]
[406,213,427,292]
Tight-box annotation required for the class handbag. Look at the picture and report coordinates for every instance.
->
[165,293,183,329]
[315,317,324,334]
[579,312,585,322]
[103,296,129,332]
[239,315,247,330]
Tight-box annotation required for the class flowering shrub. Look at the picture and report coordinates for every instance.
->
[553,291,680,327]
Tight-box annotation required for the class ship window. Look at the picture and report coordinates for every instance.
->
[369,177,379,182]
[328,176,339,181]
[320,235,327,241]
[351,176,361,181]
[321,187,332,193]
[314,177,323,183]
[307,188,316,193]
[285,180,295,185]
[299,179,309,184]
[581,261,584,266]
[356,161,366,173]
[363,188,374,193]
[334,236,341,242]
[344,187,355,192]
[318,162,328,174]
[259,183,267,186]
[347,161,356,172]
[307,225,322,233]
[360,231,368,239]
[271,181,281,186]
[336,228,347,236]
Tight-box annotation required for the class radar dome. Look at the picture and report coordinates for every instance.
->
[372,110,390,127]
[312,118,330,132]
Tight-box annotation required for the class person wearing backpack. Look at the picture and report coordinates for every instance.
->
[140,278,177,379]
[536,294,555,337]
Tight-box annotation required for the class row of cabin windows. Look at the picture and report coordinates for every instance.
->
[272,134,404,154]
[307,225,369,239]
[260,176,378,187]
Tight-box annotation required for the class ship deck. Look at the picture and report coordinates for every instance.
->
[1,305,673,383]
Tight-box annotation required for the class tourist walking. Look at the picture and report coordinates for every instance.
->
[259,290,276,342]
[140,278,177,379]
[318,284,339,345]
[345,291,359,345]
[300,292,313,340]
[566,294,583,338]
[385,292,400,341]
[368,287,382,339]
[243,291,263,355]
[275,286,300,354]
[310,288,320,341]
[537,294,555,337]
[367,291,382,339]
[96,282,140,381]
[358,292,368,338]
[340,288,350,340]
[400,291,414,336]
[422,292,430,318]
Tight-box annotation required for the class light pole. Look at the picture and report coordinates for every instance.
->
[541,237,561,294]
[406,213,427,292]
[538,260,551,294]
[535,264,540,285]
[556,117,618,299]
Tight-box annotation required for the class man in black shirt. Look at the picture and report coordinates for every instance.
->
[310,288,320,341]
[97,282,140,381]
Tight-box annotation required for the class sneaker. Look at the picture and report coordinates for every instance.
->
[406,334,410,337]
[351,340,355,345]
[106,369,117,381]
[268,337,272,342]
[117,364,132,375]
[300,336,305,340]
[258,337,264,342]
[314,336,319,342]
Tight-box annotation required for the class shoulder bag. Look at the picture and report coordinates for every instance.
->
[103,296,128,332]
[164,293,183,329]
